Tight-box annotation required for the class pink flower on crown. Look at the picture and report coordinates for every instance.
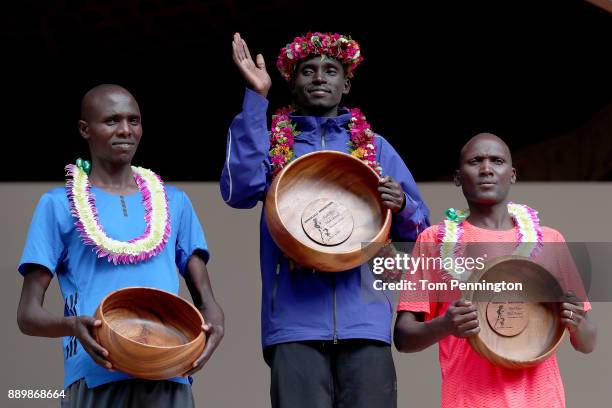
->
[276,32,363,81]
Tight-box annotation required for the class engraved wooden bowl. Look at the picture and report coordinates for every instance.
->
[93,287,206,380]
[265,151,392,272]
[464,256,565,369]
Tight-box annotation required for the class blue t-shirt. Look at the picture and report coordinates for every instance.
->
[19,185,209,389]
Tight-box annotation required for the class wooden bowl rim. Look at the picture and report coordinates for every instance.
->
[465,255,566,365]
[97,286,205,350]
[464,255,564,298]
[269,150,392,255]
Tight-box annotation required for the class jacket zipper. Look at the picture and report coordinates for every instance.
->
[332,274,338,344]
[321,123,327,150]
[271,260,281,313]
[321,122,336,343]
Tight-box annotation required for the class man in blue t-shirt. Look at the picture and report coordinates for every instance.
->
[17,84,224,407]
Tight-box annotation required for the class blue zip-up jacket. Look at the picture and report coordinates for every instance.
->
[221,89,430,348]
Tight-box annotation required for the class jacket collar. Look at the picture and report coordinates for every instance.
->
[289,107,352,138]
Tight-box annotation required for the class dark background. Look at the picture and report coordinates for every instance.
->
[3,0,611,181]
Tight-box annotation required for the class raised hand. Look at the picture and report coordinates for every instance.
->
[232,32,272,97]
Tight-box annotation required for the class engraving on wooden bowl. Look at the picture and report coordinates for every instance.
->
[265,151,392,272]
[466,256,566,369]
[301,198,354,246]
[105,308,190,347]
[486,298,529,337]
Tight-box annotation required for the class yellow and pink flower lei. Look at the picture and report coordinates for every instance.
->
[269,107,382,177]
[65,164,171,264]
[438,203,543,281]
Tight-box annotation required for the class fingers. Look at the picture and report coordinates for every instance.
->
[183,324,223,377]
[82,339,113,370]
[76,316,112,370]
[454,299,474,308]
[449,301,480,337]
[378,177,399,189]
[232,33,242,62]
[242,38,253,62]
[458,318,480,332]
[256,54,266,70]
[561,315,582,332]
[561,304,585,332]
[562,302,585,317]
[445,300,479,335]
[457,324,481,337]
[381,200,402,213]
[378,177,404,212]
[232,33,252,64]
[562,292,582,308]
[231,39,240,65]
[380,193,402,202]
[81,334,112,369]
[379,188,403,210]
[452,310,479,326]
[378,185,401,195]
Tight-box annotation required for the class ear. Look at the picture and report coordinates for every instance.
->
[453,170,461,187]
[510,167,517,184]
[78,120,89,140]
[343,78,351,95]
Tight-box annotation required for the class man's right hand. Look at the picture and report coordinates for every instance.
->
[232,32,272,98]
[443,299,480,338]
[70,315,113,370]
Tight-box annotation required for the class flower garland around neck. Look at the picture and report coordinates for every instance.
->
[438,202,543,281]
[269,106,382,177]
[65,160,171,265]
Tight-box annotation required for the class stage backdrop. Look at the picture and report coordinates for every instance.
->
[1,182,611,407]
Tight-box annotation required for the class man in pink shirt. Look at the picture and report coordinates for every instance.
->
[394,133,597,408]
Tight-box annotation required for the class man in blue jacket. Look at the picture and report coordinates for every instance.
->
[221,32,430,408]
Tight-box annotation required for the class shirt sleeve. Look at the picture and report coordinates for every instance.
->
[549,230,592,312]
[175,191,210,276]
[220,88,273,209]
[397,227,440,319]
[376,135,430,242]
[18,193,66,276]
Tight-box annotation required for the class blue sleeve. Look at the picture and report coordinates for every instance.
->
[18,193,66,276]
[175,192,210,276]
[220,88,273,209]
[377,136,431,242]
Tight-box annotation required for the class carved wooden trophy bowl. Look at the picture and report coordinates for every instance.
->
[93,287,206,380]
[464,256,565,369]
[265,151,392,272]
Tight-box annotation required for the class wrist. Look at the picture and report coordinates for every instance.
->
[65,316,78,336]
[196,300,221,316]
[398,193,407,212]
[436,314,454,336]
[258,88,269,98]
[199,302,223,320]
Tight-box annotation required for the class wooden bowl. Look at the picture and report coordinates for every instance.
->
[265,151,392,272]
[464,256,565,369]
[93,287,206,380]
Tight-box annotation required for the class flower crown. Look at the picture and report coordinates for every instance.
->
[276,32,363,81]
